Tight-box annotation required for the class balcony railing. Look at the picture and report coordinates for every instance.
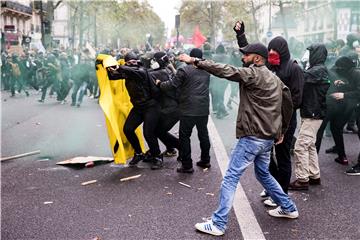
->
[1,1,33,15]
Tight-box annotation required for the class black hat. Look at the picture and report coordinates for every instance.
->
[190,48,203,58]
[334,56,356,70]
[124,51,138,62]
[240,43,268,59]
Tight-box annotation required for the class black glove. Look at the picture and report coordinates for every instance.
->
[233,21,245,36]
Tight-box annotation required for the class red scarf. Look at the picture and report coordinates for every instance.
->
[268,52,280,65]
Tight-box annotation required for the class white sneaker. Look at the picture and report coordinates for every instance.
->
[264,197,278,207]
[260,189,268,198]
[268,206,299,219]
[195,219,224,236]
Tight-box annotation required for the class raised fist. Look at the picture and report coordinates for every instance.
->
[233,21,245,35]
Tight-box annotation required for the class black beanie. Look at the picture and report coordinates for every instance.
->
[124,51,138,62]
[190,48,203,58]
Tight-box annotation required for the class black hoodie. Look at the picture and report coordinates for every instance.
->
[300,44,330,119]
[267,37,304,109]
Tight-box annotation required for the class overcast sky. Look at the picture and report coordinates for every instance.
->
[148,0,181,38]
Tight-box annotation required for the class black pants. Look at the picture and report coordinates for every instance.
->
[156,111,179,151]
[179,115,210,169]
[269,111,297,194]
[123,104,161,157]
[316,101,354,158]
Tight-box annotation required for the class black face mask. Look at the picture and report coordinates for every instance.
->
[242,59,254,67]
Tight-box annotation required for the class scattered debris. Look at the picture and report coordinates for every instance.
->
[303,198,308,201]
[206,193,215,196]
[1,150,41,162]
[120,174,142,182]
[164,186,169,189]
[197,188,205,190]
[44,201,53,205]
[56,156,113,168]
[91,237,101,240]
[166,192,173,195]
[81,180,98,186]
[35,122,41,125]
[203,168,209,172]
[37,158,50,162]
[128,214,132,218]
[178,182,191,188]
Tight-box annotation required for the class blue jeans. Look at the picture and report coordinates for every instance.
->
[212,136,297,231]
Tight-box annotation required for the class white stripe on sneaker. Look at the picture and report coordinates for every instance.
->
[208,118,266,240]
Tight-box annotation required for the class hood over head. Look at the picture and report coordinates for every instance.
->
[307,43,328,66]
[268,36,291,62]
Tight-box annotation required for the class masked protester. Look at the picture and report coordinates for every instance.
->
[316,56,360,165]
[157,48,211,173]
[234,21,304,207]
[177,43,297,236]
[289,44,330,190]
[149,51,180,158]
[107,51,163,170]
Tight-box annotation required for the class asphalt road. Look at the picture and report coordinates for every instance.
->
[2,90,359,240]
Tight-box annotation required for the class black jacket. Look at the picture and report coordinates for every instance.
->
[300,44,330,119]
[149,68,179,114]
[236,34,304,109]
[108,65,157,108]
[159,64,210,116]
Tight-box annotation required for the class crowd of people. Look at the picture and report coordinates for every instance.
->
[1,19,359,237]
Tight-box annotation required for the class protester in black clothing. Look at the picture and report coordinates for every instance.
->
[234,21,304,203]
[289,43,330,190]
[316,56,360,165]
[107,51,163,170]
[150,51,180,157]
[158,48,211,173]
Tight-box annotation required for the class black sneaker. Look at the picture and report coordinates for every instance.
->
[346,163,360,176]
[176,166,194,173]
[163,149,177,157]
[196,161,211,169]
[325,146,338,154]
[335,156,349,165]
[151,157,163,170]
[128,153,144,166]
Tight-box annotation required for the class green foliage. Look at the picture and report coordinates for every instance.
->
[67,0,165,48]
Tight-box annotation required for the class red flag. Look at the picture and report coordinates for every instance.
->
[192,25,206,48]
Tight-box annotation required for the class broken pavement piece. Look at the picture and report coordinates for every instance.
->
[206,193,215,196]
[43,201,53,204]
[120,174,142,182]
[81,180,97,186]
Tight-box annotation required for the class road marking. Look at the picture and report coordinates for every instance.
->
[208,117,265,240]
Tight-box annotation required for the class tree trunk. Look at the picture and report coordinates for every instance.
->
[279,1,288,39]
[251,0,259,41]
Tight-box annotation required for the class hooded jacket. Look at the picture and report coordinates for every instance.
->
[327,56,360,108]
[300,44,330,119]
[267,37,304,110]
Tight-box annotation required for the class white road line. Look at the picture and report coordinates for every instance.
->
[208,117,266,240]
